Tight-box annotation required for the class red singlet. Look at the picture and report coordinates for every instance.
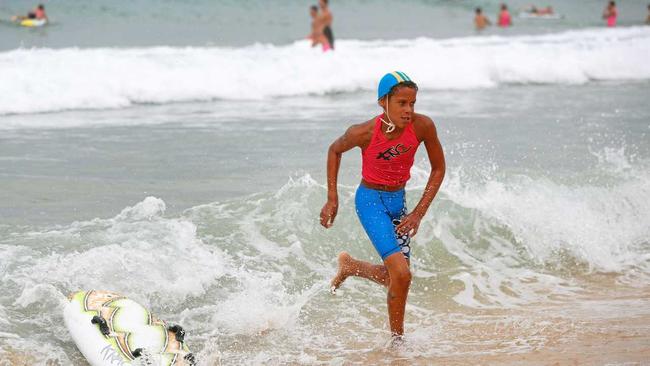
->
[361,115,420,186]
[498,10,512,27]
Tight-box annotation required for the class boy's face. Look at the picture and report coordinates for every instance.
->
[380,87,417,129]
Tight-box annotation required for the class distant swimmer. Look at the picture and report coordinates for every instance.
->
[322,72,445,343]
[603,1,617,27]
[11,3,47,23]
[308,5,331,51]
[474,7,492,30]
[318,0,335,50]
[498,3,513,27]
[522,4,555,15]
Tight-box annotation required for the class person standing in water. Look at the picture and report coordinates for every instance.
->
[603,1,618,27]
[646,4,650,24]
[321,72,446,342]
[308,5,331,51]
[318,0,335,50]
[498,3,513,27]
[474,7,492,30]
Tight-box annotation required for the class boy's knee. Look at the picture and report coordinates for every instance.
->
[392,267,411,285]
[385,252,412,286]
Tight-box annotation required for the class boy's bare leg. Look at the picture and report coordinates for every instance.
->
[384,252,412,337]
[330,251,412,336]
[330,251,389,291]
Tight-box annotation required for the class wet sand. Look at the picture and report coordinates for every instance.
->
[2,286,649,365]
[339,285,650,366]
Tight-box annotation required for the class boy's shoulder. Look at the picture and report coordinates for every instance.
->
[413,113,437,140]
[349,117,376,132]
[344,117,376,143]
[413,113,435,126]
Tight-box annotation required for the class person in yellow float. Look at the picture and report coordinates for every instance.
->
[11,4,48,24]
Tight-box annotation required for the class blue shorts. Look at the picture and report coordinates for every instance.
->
[355,185,411,261]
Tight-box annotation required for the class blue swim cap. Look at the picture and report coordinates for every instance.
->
[377,71,413,100]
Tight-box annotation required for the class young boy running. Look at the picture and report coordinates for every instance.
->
[320,71,446,341]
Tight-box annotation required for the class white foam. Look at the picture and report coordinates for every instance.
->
[114,196,166,221]
[2,171,650,362]
[589,146,633,174]
[405,149,650,308]
[1,27,649,115]
[209,273,319,335]
[7,197,228,305]
[14,283,66,308]
[440,160,650,275]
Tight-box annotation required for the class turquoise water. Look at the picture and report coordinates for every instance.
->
[1,0,650,50]
[1,0,650,364]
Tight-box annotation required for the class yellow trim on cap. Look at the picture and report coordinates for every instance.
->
[390,72,404,83]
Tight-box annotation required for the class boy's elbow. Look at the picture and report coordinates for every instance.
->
[432,161,446,180]
[328,143,343,156]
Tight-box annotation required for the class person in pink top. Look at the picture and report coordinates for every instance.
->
[498,3,513,27]
[603,1,618,27]
[321,71,445,344]
[34,4,47,20]
[11,3,47,22]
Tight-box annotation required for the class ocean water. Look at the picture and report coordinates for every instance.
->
[1,0,650,365]
[1,0,650,50]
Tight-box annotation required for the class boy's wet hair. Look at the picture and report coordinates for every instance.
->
[476,7,482,13]
[310,5,318,12]
[387,81,418,98]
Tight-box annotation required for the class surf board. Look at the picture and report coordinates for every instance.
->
[63,290,196,366]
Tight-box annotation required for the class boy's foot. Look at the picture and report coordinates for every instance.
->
[388,335,405,349]
[330,252,352,294]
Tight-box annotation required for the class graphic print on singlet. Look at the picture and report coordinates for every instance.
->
[376,143,412,161]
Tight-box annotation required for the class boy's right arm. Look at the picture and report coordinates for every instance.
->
[320,123,370,228]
